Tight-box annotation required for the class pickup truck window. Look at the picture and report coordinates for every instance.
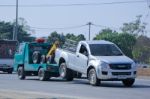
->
[89,44,123,56]
[79,45,88,56]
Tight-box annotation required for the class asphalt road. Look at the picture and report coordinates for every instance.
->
[0,73,150,99]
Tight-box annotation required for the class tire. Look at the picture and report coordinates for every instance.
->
[59,63,74,81]
[18,66,25,80]
[88,68,100,86]
[38,68,50,81]
[122,79,135,87]
[32,51,41,64]
[40,55,46,64]
[7,71,13,74]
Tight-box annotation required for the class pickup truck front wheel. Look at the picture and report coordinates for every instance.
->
[59,63,73,81]
[38,68,50,81]
[122,79,135,87]
[88,69,100,86]
[18,66,26,80]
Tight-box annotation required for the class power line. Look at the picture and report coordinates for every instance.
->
[92,24,120,30]
[0,0,147,7]
[30,24,86,30]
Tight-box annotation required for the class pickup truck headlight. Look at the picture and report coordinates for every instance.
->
[100,61,109,69]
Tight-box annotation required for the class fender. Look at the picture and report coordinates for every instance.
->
[55,49,69,67]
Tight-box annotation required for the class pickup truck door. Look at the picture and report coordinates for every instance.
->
[75,44,88,73]
[68,52,79,71]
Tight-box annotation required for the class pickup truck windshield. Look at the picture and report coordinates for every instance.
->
[89,44,123,56]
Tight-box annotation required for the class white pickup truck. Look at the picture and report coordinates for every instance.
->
[55,40,137,87]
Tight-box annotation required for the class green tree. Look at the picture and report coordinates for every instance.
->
[65,33,77,41]
[65,33,85,41]
[132,35,150,63]
[121,15,147,35]
[0,18,35,42]
[117,33,136,58]
[47,31,65,45]
[0,21,13,39]
[47,32,86,46]
[93,28,118,42]
[93,29,136,58]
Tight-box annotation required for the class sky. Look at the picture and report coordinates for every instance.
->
[0,0,150,40]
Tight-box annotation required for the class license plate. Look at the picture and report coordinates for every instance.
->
[118,75,127,79]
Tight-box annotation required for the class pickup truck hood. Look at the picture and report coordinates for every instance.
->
[95,56,133,64]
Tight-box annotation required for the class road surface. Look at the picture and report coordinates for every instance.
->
[0,73,150,99]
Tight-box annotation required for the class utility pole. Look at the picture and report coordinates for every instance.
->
[87,22,92,40]
[13,0,18,40]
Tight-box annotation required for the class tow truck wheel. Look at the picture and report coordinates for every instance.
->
[18,66,25,80]
[38,68,49,81]
[122,79,135,87]
[88,68,100,86]
[7,71,13,74]
[59,63,74,81]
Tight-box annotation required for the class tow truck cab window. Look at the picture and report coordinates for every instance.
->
[18,44,24,54]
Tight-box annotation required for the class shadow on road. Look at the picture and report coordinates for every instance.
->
[14,76,150,89]
[132,84,150,88]
[25,78,68,82]
[71,79,150,88]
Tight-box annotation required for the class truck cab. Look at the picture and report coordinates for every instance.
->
[14,42,59,81]
[0,40,18,74]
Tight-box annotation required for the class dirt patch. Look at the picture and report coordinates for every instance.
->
[137,68,150,76]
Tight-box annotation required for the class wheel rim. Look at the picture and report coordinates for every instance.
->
[18,68,22,78]
[89,70,96,85]
[59,63,66,78]
[38,69,44,80]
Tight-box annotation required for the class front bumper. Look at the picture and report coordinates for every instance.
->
[0,65,13,72]
[97,69,137,80]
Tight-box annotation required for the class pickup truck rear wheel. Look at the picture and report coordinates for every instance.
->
[38,68,50,81]
[18,66,25,80]
[59,63,74,81]
[122,79,135,87]
[88,69,100,86]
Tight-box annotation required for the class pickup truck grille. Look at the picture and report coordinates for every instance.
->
[109,64,131,70]
[112,72,131,76]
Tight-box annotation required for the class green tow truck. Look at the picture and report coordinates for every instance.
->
[14,41,59,81]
